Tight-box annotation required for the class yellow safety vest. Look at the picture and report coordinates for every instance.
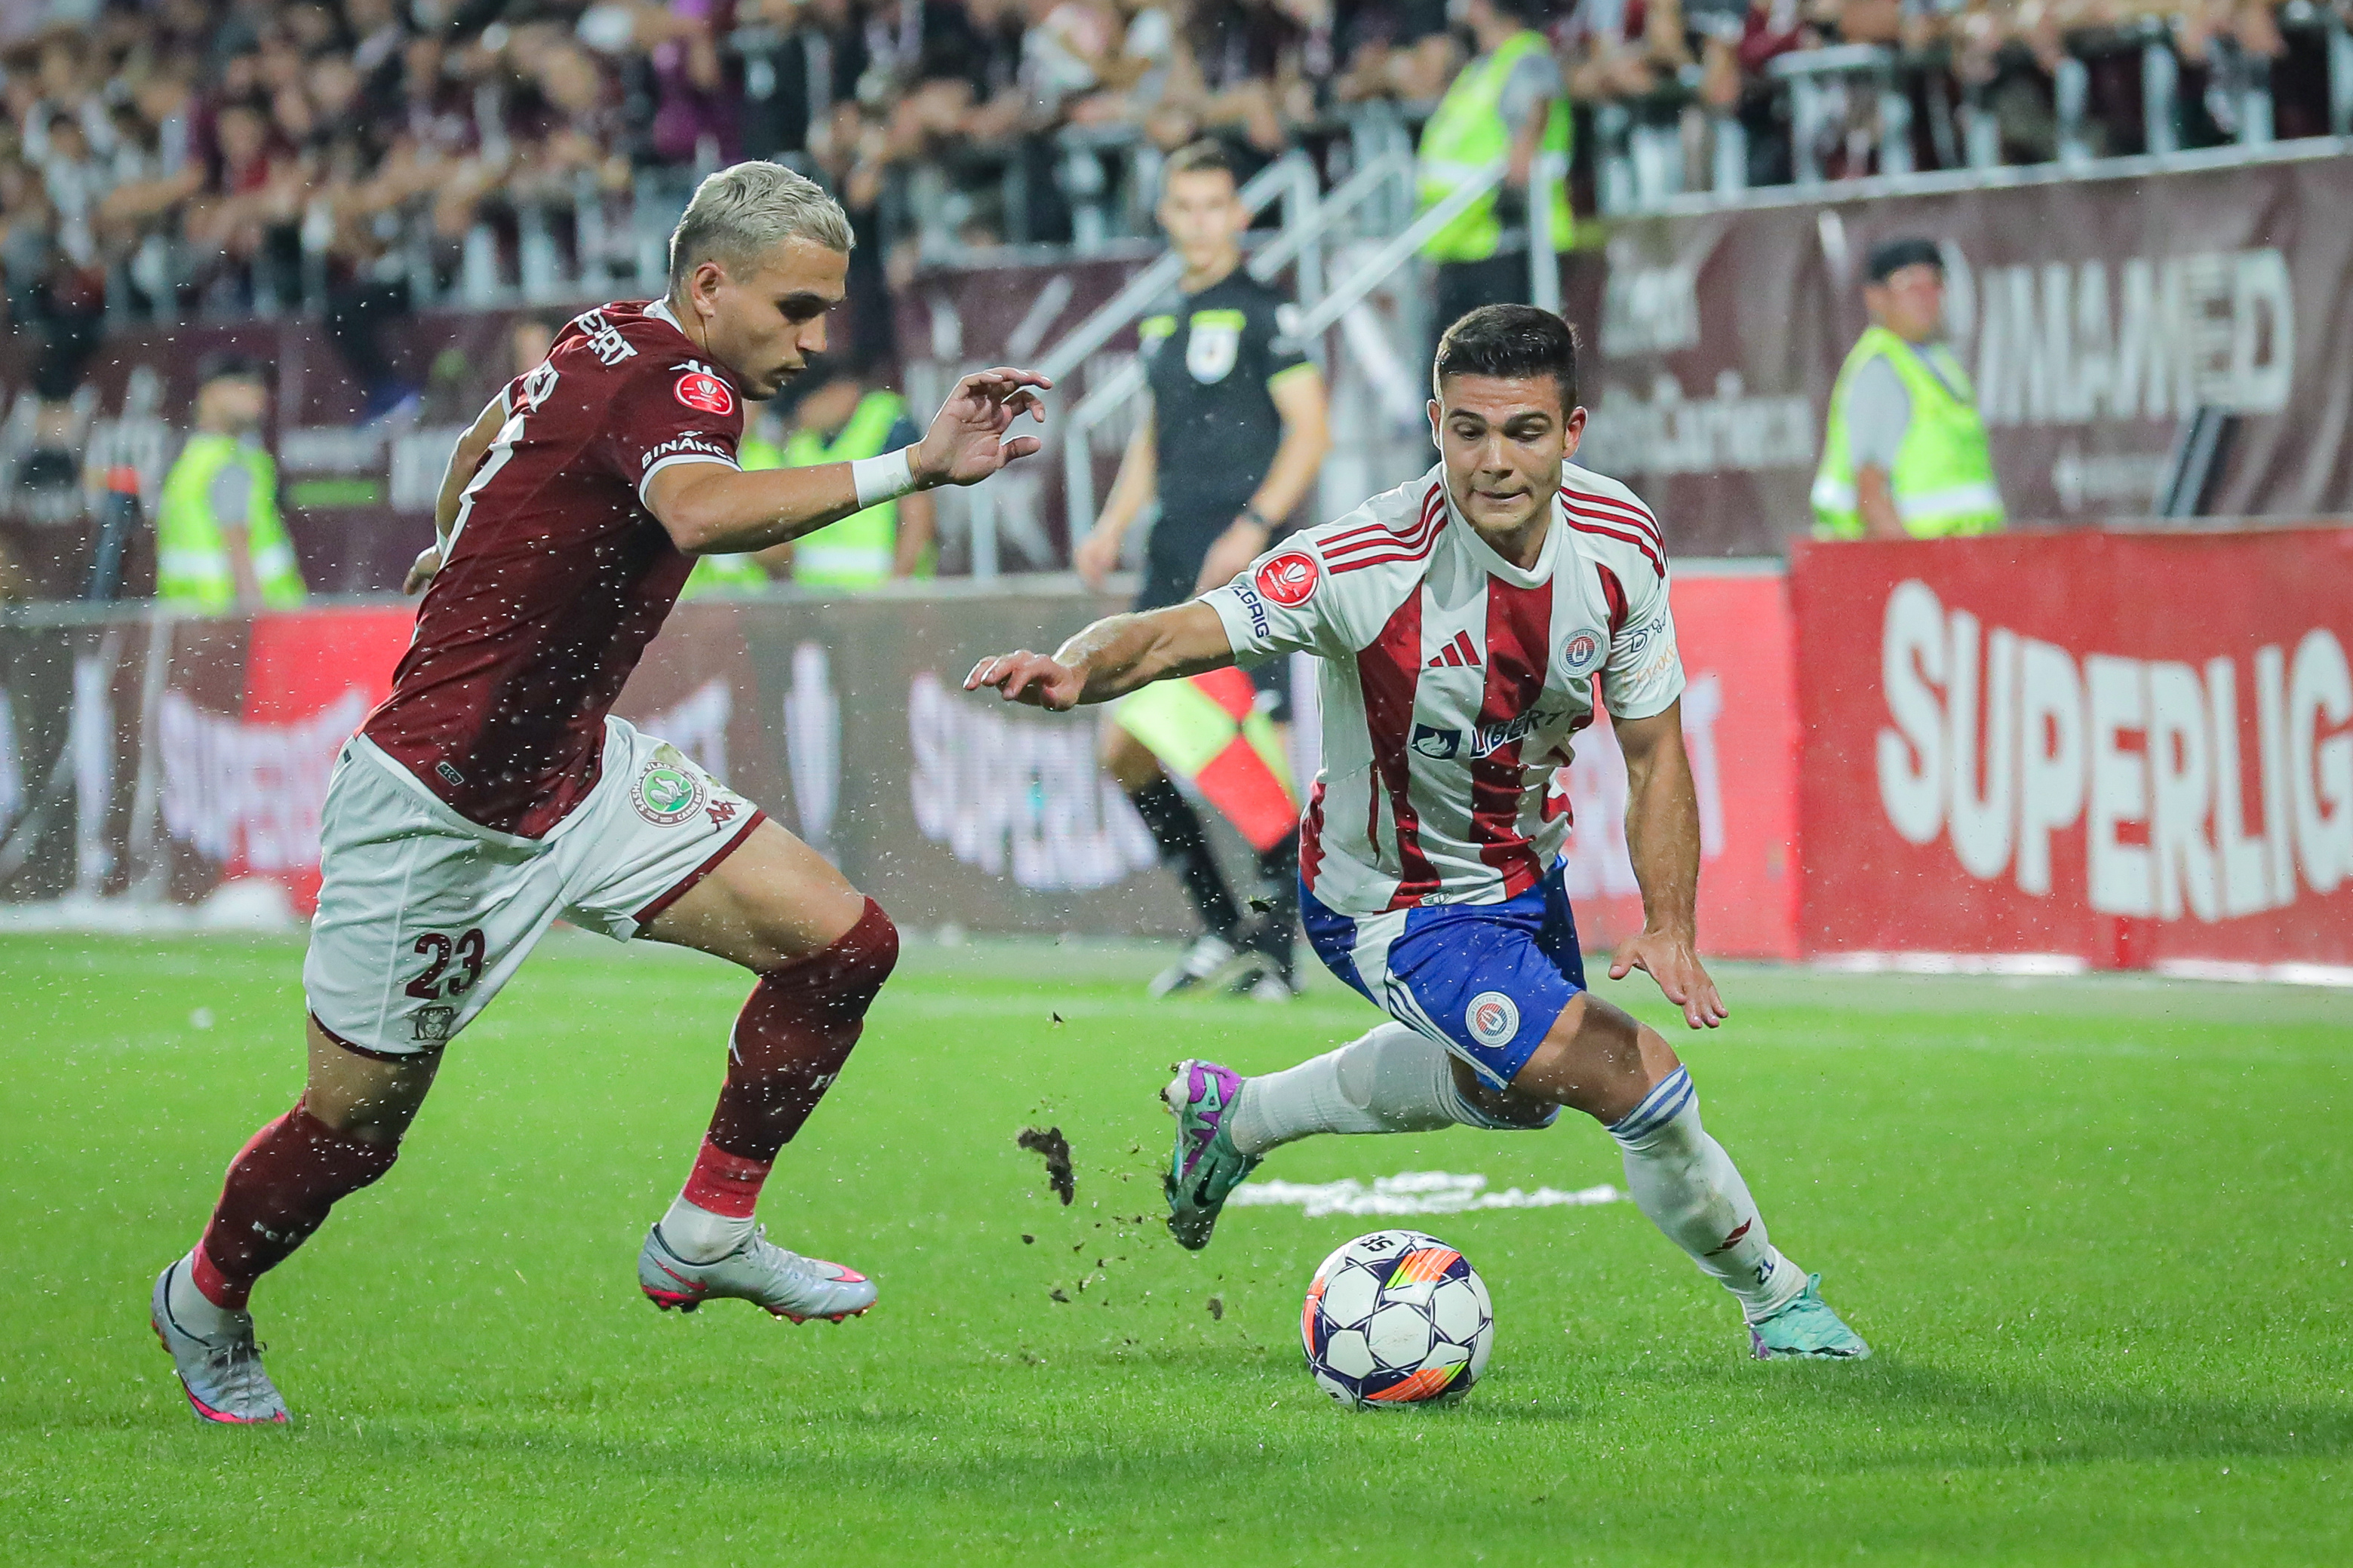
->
[1417,30,1573,265]
[155,433,306,613]
[1812,325,2005,539]
[785,391,923,591]
[680,431,783,597]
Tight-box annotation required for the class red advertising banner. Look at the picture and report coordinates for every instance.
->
[1559,569,1800,961]
[1790,529,2353,968]
[156,607,413,913]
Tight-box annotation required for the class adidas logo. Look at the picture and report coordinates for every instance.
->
[1426,631,1482,670]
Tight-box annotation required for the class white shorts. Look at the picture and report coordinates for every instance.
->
[303,718,763,1057]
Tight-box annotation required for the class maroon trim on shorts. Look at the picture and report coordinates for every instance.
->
[633,809,767,928]
[309,1011,443,1063]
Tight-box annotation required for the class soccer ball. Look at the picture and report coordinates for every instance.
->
[1301,1229,1493,1408]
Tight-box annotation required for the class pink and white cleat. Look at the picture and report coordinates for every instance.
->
[150,1257,290,1425]
[637,1223,876,1324]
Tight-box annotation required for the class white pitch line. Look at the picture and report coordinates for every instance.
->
[1227,1170,1626,1219]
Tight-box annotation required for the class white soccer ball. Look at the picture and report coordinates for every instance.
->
[1301,1229,1493,1408]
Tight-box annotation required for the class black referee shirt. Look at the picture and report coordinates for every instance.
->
[1135,268,1311,609]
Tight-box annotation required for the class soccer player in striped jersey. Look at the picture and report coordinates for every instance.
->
[968,305,1867,1360]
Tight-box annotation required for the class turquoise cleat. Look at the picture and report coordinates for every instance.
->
[1163,1060,1261,1251]
[1749,1274,1872,1361]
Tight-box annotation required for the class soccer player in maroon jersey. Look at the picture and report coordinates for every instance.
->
[150,162,1051,1424]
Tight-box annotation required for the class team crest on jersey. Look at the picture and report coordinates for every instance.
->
[1467,991,1519,1047]
[634,753,707,826]
[674,367,735,416]
[1186,318,1241,383]
[1562,630,1602,674]
[1411,725,1460,759]
[1255,550,1320,607]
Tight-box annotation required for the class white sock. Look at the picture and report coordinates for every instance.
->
[1228,1023,1498,1156]
[166,1249,242,1337]
[1608,1069,1807,1322]
[658,1196,757,1263]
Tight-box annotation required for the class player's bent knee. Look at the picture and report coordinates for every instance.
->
[760,896,899,1015]
[1510,993,1681,1125]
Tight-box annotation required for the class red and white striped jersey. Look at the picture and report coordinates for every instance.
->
[1201,461,1682,916]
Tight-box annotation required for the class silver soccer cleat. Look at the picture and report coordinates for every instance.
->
[150,1259,290,1425]
[637,1223,877,1324]
[1147,933,1241,999]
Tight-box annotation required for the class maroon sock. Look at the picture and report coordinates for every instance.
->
[688,899,899,1213]
[192,1101,400,1309]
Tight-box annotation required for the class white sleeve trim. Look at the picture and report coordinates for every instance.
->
[637,453,739,507]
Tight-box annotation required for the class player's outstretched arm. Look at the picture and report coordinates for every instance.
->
[963,602,1235,711]
[650,368,1051,557]
[1610,700,1730,1031]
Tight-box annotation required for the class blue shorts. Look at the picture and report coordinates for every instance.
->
[1301,862,1587,1090]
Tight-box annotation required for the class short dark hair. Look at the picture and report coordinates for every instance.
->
[1163,139,1239,190]
[1432,305,1580,414]
[1866,235,1943,284]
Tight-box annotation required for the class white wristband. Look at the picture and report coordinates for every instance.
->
[851,447,917,509]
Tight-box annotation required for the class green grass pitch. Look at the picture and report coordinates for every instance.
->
[1,929,2347,1565]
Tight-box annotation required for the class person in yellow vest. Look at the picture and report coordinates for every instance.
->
[1812,236,2006,540]
[1417,0,1572,333]
[155,357,306,613]
[681,364,934,595]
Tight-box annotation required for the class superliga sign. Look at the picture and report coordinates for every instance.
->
[1792,531,2353,968]
[1876,581,2351,921]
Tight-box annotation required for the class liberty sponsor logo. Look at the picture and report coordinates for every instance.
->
[1255,550,1320,608]
[1410,710,1566,765]
[634,749,707,826]
[1467,991,1519,1048]
[1562,631,1602,674]
[1472,711,1562,759]
[674,368,735,416]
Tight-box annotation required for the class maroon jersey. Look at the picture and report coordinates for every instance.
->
[362,299,745,837]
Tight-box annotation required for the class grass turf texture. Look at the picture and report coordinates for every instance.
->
[1,932,2348,1566]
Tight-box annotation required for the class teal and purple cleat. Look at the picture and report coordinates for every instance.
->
[1162,1059,1261,1251]
[1749,1273,1872,1361]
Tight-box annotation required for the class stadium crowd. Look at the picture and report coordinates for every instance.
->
[3,0,2343,332]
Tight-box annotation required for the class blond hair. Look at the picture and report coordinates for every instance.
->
[667,161,853,293]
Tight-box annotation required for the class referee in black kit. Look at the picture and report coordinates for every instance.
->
[1073,139,1332,1002]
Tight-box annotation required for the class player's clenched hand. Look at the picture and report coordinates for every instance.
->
[964,651,1083,711]
[402,544,442,596]
[1609,931,1729,1030]
[916,368,1053,488]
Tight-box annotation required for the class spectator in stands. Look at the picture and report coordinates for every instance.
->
[0,122,103,507]
[155,356,308,613]
[1333,0,1456,103]
[1811,235,2004,542]
[1415,0,1570,330]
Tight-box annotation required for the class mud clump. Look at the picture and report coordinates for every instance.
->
[1018,1127,1076,1204]
[1207,1296,1224,1321]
